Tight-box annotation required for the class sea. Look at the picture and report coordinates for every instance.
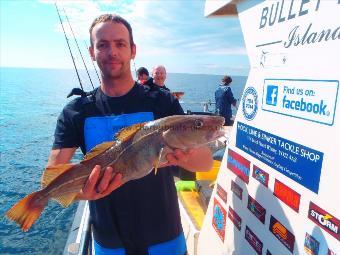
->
[0,67,247,255]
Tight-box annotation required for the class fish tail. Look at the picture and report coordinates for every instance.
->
[6,190,48,231]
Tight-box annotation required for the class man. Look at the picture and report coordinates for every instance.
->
[152,65,170,91]
[48,14,212,255]
[215,75,237,126]
[136,66,153,87]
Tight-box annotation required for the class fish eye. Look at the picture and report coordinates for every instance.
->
[194,119,204,129]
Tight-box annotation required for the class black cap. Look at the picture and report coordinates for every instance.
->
[137,67,149,76]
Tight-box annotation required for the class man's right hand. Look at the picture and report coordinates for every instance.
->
[76,165,123,200]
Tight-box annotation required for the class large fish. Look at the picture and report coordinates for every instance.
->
[6,115,225,231]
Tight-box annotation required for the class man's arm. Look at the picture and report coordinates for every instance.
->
[46,148,122,200]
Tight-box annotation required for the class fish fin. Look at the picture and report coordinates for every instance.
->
[6,191,47,232]
[115,122,146,142]
[41,164,74,188]
[154,147,164,175]
[52,192,78,207]
[83,141,116,161]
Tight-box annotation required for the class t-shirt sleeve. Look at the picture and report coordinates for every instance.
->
[52,104,81,149]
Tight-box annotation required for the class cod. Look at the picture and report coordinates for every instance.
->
[6,115,225,231]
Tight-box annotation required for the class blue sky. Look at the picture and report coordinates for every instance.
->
[0,0,249,75]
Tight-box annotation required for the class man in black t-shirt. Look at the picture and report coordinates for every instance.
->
[48,14,213,255]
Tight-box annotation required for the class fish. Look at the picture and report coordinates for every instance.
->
[6,114,225,231]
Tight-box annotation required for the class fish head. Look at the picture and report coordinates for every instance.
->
[161,115,225,149]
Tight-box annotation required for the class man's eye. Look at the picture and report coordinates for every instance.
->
[117,42,125,48]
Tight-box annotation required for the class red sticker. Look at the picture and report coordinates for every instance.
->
[274,179,301,212]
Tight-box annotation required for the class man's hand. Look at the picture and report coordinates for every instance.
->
[162,146,213,172]
[76,165,123,200]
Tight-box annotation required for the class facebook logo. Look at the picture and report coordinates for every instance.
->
[266,85,278,106]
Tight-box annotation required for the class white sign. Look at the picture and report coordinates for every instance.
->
[199,1,340,255]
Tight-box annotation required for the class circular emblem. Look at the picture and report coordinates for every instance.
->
[242,86,258,121]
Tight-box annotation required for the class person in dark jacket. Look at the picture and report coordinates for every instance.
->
[215,75,237,126]
[136,66,154,87]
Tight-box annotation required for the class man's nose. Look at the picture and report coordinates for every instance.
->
[108,44,118,57]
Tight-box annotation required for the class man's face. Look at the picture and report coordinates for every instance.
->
[138,73,148,82]
[152,67,166,86]
[89,22,136,80]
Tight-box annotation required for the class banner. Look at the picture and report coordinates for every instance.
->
[199,1,340,254]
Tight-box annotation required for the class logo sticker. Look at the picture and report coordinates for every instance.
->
[231,180,243,200]
[245,226,263,255]
[262,79,339,126]
[269,216,295,253]
[328,248,337,255]
[227,149,250,184]
[212,199,227,242]
[228,206,242,231]
[308,202,339,241]
[266,85,278,106]
[273,179,301,212]
[252,165,269,187]
[304,233,320,255]
[247,195,266,224]
[242,86,258,121]
[217,184,228,203]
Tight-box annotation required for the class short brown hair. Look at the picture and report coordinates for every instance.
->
[222,75,232,85]
[89,14,134,48]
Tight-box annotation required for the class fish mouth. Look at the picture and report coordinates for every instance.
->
[206,127,225,141]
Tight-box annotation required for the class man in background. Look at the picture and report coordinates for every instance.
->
[136,66,153,87]
[152,65,170,91]
[215,75,237,126]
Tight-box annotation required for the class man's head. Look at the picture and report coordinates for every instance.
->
[221,75,232,86]
[89,14,136,80]
[89,14,134,49]
[152,65,167,87]
[137,67,149,83]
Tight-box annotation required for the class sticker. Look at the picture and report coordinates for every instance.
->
[304,233,320,255]
[212,199,227,242]
[269,215,295,253]
[252,165,269,187]
[236,122,323,193]
[308,202,339,241]
[227,149,250,184]
[273,179,301,212]
[262,79,339,126]
[328,248,337,255]
[245,226,263,255]
[228,206,242,231]
[242,86,259,121]
[231,180,243,200]
[217,184,228,203]
[247,195,266,224]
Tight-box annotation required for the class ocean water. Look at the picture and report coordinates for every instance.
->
[0,67,247,255]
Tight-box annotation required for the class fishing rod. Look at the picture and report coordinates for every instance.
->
[84,40,101,84]
[54,3,84,91]
[63,7,95,90]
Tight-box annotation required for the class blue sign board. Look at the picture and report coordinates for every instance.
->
[236,122,323,193]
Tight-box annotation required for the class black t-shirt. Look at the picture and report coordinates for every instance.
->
[52,83,184,254]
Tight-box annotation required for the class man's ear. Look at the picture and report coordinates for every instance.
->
[89,46,95,61]
[131,44,136,60]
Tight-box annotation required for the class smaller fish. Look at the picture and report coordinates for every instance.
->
[6,115,225,231]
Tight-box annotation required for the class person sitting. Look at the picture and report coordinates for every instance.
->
[215,75,237,126]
